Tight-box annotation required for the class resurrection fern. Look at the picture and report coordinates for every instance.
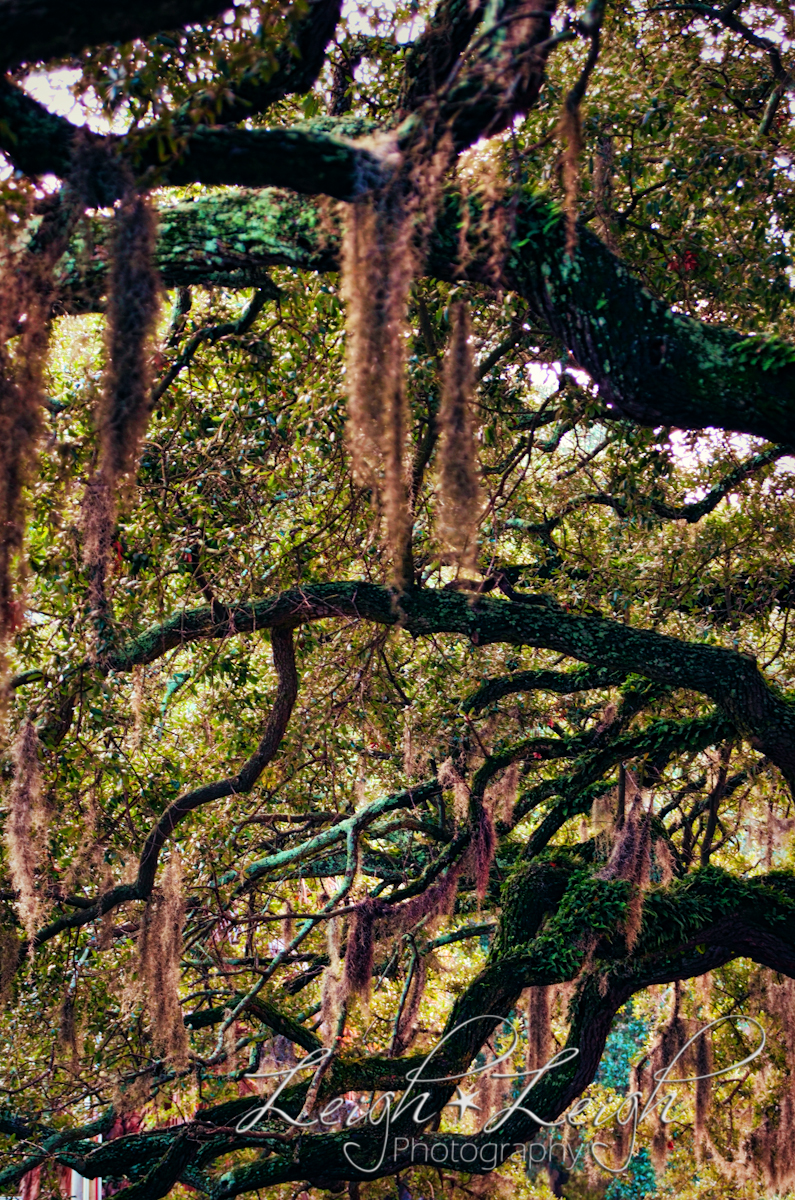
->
[1,5,794,1195]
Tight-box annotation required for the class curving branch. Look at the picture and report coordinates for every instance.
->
[0,0,345,176]
[136,626,298,895]
[85,581,794,784]
[0,0,560,202]
[207,0,344,124]
[553,443,788,525]
[0,0,230,71]
[27,775,442,962]
[27,626,298,956]
[241,780,444,888]
[0,0,568,204]
[418,0,558,153]
[19,583,776,955]
[463,662,628,712]
[0,82,386,205]
[467,674,671,821]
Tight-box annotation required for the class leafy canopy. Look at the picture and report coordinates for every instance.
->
[0,1,794,1199]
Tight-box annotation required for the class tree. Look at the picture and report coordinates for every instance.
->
[0,0,794,1197]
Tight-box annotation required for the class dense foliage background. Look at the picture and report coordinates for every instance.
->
[0,0,794,1198]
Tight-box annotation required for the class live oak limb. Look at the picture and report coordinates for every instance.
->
[97,582,795,787]
[52,186,795,446]
[0,0,231,71]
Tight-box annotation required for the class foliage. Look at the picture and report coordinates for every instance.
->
[0,1,793,1199]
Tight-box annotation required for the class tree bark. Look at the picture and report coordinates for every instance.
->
[52,186,795,446]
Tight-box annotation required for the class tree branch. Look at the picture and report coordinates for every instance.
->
[207,0,344,124]
[91,581,794,785]
[0,0,230,71]
[26,627,298,958]
[54,185,795,445]
[397,0,488,111]
[556,444,788,525]
[187,861,795,1190]
[151,285,277,406]
[0,82,387,204]
[463,663,628,712]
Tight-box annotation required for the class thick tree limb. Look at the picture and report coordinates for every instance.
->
[463,663,628,712]
[179,862,795,1191]
[97,582,795,786]
[0,0,230,71]
[156,123,385,198]
[494,194,795,446]
[241,781,443,887]
[0,81,386,204]
[12,856,794,1192]
[0,0,555,197]
[53,186,795,444]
